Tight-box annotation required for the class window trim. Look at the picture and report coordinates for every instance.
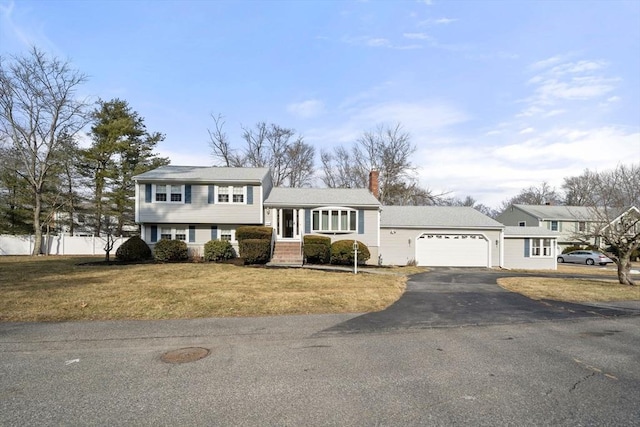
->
[550,220,559,231]
[530,238,552,258]
[153,184,184,204]
[216,185,247,205]
[311,207,357,233]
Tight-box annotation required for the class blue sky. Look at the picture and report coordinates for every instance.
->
[1,0,639,208]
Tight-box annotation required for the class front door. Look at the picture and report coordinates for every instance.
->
[282,209,295,238]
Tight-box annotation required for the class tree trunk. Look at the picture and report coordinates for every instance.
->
[32,191,42,256]
[616,255,635,286]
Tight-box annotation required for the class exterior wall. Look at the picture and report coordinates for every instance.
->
[379,227,502,267]
[496,209,540,227]
[137,183,263,224]
[503,237,557,270]
[297,208,380,265]
[142,223,262,258]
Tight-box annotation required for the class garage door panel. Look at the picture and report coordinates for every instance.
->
[416,234,488,267]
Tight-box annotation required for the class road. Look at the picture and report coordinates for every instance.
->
[1,269,639,426]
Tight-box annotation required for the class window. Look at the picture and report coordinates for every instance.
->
[160,227,172,240]
[220,229,232,241]
[518,221,526,227]
[232,186,244,203]
[155,184,183,203]
[218,186,229,203]
[550,221,558,231]
[217,186,245,204]
[175,228,186,241]
[531,238,552,257]
[578,221,586,232]
[312,208,357,233]
[156,185,167,202]
[170,185,182,202]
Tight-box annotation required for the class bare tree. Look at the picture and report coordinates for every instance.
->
[499,181,562,212]
[573,164,640,285]
[446,195,499,217]
[562,169,599,206]
[287,139,315,187]
[208,114,243,167]
[321,123,435,205]
[320,146,360,189]
[210,117,313,187]
[0,48,88,255]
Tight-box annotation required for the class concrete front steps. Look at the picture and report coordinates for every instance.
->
[268,241,303,266]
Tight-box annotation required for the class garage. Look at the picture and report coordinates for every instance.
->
[416,233,490,267]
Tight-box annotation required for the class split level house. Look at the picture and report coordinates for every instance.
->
[133,165,560,270]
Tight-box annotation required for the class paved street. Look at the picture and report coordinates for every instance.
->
[1,269,639,426]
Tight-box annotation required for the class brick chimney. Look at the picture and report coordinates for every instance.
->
[368,169,379,200]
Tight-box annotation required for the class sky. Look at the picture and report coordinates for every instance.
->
[1,0,639,208]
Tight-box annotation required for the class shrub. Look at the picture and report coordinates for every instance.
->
[153,239,188,262]
[303,235,331,264]
[236,226,273,241]
[330,240,370,265]
[204,240,236,262]
[239,239,271,264]
[115,236,152,262]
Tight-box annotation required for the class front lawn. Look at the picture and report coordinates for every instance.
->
[497,261,640,303]
[0,256,408,322]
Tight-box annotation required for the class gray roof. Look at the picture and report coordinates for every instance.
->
[264,188,380,208]
[133,166,271,183]
[380,206,504,229]
[504,226,560,238]
[512,204,595,221]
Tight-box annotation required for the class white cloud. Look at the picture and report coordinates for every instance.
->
[403,32,432,40]
[287,99,325,119]
[519,127,534,134]
[413,125,639,207]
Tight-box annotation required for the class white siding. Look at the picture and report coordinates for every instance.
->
[380,228,502,267]
[503,238,557,270]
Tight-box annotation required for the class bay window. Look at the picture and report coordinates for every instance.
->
[312,208,357,233]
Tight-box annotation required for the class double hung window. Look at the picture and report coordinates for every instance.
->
[155,184,182,203]
[530,238,552,257]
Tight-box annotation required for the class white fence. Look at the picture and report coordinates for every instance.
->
[0,234,127,256]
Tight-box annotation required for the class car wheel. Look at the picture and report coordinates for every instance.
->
[557,257,564,263]
[586,258,594,265]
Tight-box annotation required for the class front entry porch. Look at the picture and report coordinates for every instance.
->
[268,208,303,266]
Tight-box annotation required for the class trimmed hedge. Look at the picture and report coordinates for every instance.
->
[330,240,370,265]
[236,226,272,264]
[115,236,152,262]
[303,235,331,264]
[239,239,271,264]
[236,226,273,241]
[204,240,236,262]
[153,239,189,262]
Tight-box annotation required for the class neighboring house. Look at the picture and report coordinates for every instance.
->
[496,204,598,250]
[133,166,273,255]
[379,206,504,267]
[502,226,559,270]
[133,166,559,270]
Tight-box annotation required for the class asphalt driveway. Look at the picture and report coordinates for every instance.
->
[321,268,639,335]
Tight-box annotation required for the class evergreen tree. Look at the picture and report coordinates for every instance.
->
[82,99,169,236]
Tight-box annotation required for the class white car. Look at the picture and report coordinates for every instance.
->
[557,250,614,266]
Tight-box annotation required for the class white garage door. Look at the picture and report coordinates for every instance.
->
[416,233,489,267]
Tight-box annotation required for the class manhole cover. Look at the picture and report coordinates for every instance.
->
[161,347,210,364]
